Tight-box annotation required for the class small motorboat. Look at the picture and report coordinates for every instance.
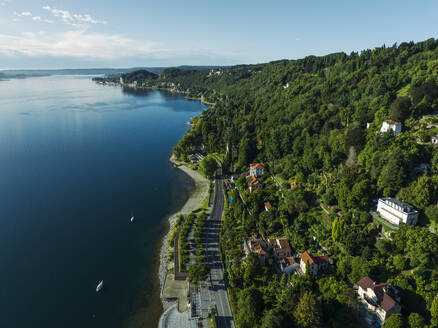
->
[130,212,134,222]
[96,280,103,292]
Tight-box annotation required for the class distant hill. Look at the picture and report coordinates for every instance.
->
[0,66,229,79]
[120,70,158,83]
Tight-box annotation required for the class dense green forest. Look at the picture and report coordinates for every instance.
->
[129,39,438,327]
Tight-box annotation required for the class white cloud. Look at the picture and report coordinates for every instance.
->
[32,16,54,23]
[14,11,32,17]
[0,30,162,60]
[42,6,107,27]
[0,0,11,6]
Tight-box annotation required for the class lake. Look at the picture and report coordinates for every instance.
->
[0,75,204,327]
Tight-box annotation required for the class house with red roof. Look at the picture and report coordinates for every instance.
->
[243,237,270,265]
[268,237,292,261]
[249,163,264,177]
[264,201,272,211]
[299,251,330,276]
[248,176,262,192]
[357,276,401,326]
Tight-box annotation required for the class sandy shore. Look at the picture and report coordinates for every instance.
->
[158,156,209,309]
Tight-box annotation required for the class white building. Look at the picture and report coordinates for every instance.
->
[377,198,419,225]
[299,251,330,276]
[249,163,264,177]
[432,135,438,144]
[380,120,402,136]
[357,276,401,326]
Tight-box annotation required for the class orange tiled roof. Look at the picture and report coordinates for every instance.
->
[250,163,264,169]
[301,251,314,265]
[248,177,262,187]
[264,201,272,210]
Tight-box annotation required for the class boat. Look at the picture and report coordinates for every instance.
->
[96,280,103,292]
[130,212,134,222]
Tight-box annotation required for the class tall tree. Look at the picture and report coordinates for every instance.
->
[383,313,405,328]
[236,286,264,328]
[293,292,322,328]
[408,313,425,328]
[390,96,412,122]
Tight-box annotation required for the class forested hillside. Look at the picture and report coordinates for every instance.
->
[137,39,438,327]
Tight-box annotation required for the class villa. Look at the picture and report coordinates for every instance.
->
[249,163,265,177]
[357,276,401,326]
[248,176,263,192]
[299,251,330,276]
[264,201,272,211]
[380,120,402,136]
[377,198,419,225]
[243,237,269,265]
[268,237,292,261]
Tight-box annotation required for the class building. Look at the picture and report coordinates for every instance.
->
[224,179,234,189]
[264,201,272,211]
[268,237,292,261]
[357,276,401,326]
[300,251,330,276]
[248,176,263,192]
[377,198,419,225]
[249,163,264,177]
[290,181,298,189]
[380,120,402,136]
[432,135,438,144]
[279,257,300,274]
[243,237,269,265]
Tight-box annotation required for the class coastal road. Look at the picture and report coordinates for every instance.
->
[203,176,235,328]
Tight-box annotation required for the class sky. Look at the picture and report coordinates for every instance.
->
[0,0,437,69]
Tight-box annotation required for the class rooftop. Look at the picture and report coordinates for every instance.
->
[357,276,399,312]
[379,198,417,214]
[301,251,330,265]
[250,163,264,169]
[384,120,401,125]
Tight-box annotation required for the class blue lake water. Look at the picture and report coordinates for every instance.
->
[0,75,204,327]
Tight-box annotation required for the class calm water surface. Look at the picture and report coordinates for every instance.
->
[0,75,204,327]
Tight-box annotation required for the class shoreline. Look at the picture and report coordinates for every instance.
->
[158,155,209,310]
[101,81,215,106]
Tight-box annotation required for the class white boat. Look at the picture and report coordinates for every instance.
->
[96,280,103,292]
[130,212,134,222]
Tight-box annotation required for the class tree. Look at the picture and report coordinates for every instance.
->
[378,159,406,196]
[390,96,412,122]
[408,313,425,328]
[348,257,370,284]
[345,124,365,150]
[199,156,217,178]
[431,295,438,327]
[285,188,308,216]
[384,313,405,328]
[236,286,264,328]
[188,263,209,282]
[412,80,438,105]
[293,292,321,328]
[237,134,254,170]
[260,309,286,328]
[332,217,345,241]
[425,204,438,226]
[393,254,407,271]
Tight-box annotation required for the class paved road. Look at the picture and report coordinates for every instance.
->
[204,177,235,328]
